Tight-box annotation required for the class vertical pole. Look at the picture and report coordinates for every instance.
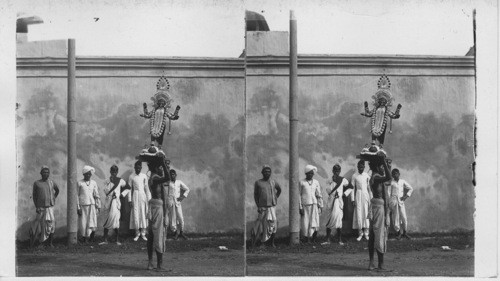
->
[473,9,477,111]
[67,39,77,246]
[289,10,300,245]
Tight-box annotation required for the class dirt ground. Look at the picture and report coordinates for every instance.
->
[246,232,474,276]
[16,233,244,276]
[16,232,474,277]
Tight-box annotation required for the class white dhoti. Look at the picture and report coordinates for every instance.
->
[79,205,97,237]
[103,198,121,229]
[325,196,343,229]
[353,194,370,231]
[166,196,184,232]
[301,204,320,237]
[130,191,149,233]
[30,207,55,243]
[389,196,408,232]
[251,206,277,242]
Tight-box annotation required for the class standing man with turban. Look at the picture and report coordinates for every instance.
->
[30,166,60,248]
[324,164,350,245]
[351,160,372,241]
[251,165,282,249]
[299,165,323,243]
[100,165,127,245]
[77,165,101,244]
[128,160,151,241]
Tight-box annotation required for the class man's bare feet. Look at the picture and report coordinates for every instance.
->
[179,233,188,240]
[376,268,393,272]
[368,262,376,271]
[156,267,172,272]
[147,261,154,270]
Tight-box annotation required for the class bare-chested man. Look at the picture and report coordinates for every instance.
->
[367,155,392,272]
[146,157,171,272]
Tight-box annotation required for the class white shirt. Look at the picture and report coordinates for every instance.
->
[350,171,371,202]
[299,179,323,209]
[128,173,149,202]
[77,180,100,208]
[167,180,190,200]
[389,178,413,205]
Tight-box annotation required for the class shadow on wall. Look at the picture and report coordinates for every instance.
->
[17,87,245,239]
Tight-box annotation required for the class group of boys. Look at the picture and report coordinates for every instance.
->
[29,162,190,250]
[251,157,413,270]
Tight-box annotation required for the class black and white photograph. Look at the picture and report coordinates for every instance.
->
[0,0,498,278]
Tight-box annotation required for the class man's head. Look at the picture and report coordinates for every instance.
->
[357,160,365,174]
[368,161,381,174]
[40,166,50,181]
[261,165,272,181]
[110,165,118,178]
[392,169,400,181]
[82,165,95,181]
[134,161,142,174]
[332,164,341,177]
[304,165,317,180]
[170,169,177,182]
[147,162,160,175]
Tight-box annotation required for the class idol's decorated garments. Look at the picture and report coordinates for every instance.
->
[140,76,180,149]
[361,75,402,146]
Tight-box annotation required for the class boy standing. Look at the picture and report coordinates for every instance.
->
[389,169,413,240]
[100,165,127,245]
[166,169,190,240]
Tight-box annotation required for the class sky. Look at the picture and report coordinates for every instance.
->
[17,0,476,57]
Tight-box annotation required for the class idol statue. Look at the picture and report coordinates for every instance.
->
[358,75,402,162]
[361,75,402,146]
[140,76,180,150]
